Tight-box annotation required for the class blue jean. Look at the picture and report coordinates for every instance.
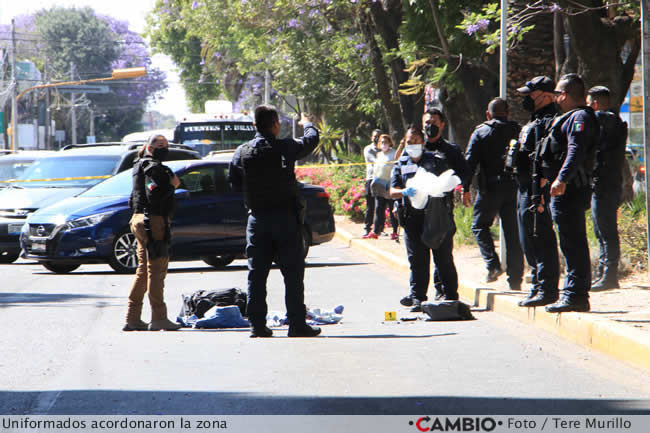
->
[246,210,307,325]
[550,184,592,300]
[472,181,523,286]
[591,186,621,278]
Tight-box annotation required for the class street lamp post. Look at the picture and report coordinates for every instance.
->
[12,67,147,150]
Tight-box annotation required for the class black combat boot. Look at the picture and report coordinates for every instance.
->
[519,292,558,308]
[485,266,504,283]
[250,322,273,338]
[591,272,619,291]
[545,297,590,313]
[288,322,321,337]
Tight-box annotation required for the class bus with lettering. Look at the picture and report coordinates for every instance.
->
[172,100,256,156]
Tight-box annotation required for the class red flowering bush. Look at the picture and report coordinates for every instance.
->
[296,163,367,222]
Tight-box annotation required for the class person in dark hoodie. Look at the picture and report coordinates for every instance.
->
[465,97,524,290]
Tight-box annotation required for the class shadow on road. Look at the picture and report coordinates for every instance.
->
[2,390,649,415]
[29,262,369,276]
[0,292,115,306]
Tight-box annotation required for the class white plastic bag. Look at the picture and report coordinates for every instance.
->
[405,167,460,209]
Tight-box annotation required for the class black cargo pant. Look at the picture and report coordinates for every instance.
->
[472,180,523,287]
[364,179,376,233]
[403,211,458,302]
[517,185,560,298]
[245,209,307,326]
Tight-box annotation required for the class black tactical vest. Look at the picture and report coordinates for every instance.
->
[129,157,150,213]
[240,139,297,211]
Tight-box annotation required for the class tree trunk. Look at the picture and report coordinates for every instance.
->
[369,0,424,130]
[507,0,557,125]
[558,0,640,108]
[358,8,404,139]
[439,60,498,150]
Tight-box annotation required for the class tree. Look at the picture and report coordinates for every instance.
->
[1,7,167,143]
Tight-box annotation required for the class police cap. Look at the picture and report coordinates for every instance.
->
[517,76,556,94]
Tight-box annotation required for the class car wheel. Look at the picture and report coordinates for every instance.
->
[0,251,19,263]
[201,255,236,268]
[109,230,138,274]
[41,262,80,274]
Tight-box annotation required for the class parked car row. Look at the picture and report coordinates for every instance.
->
[0,144,336,273]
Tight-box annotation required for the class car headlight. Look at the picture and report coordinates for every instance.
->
[63,211,116,231]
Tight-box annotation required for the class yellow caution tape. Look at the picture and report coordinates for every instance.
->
[0,175,112,184]
[296,161,395,169]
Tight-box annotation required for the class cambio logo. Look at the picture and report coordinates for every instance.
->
[409,417,499,432]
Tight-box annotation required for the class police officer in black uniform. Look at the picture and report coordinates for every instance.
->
[540,74,599,312]
[587,86,627,290]
[422,108,471,300]
[229,106,321,338]
[124,134,182,331]
[466,97,524,289]
[513,76,561,308]
[392,126,458,312]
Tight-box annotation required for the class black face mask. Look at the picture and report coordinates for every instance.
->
[152,147,169,161]
[521,95,535,113]
[424,123,439,139]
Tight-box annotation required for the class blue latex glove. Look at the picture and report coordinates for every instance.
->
[402,187,417,197]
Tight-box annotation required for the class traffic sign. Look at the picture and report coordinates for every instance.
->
[57,85,110,94]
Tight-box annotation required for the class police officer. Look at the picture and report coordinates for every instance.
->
[466,97,523,289]
[124,134,182,331]
[229,106,321,338]
[363,130,382,237]
[422,108,471,300]
[513,76,561,308]
[587,86,627,290]
[540,74,599,312]
[392,126,459,312]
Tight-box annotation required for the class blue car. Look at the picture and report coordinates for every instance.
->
[20,158,335,273]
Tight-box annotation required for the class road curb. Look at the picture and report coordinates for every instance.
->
[335,227,650,373]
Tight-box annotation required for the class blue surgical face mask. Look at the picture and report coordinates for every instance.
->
[405,144,423,159]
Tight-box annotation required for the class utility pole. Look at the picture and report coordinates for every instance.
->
[44,56,51,149]
[498,0,508,267]
[264,69,271,105]
[11,19,17,151]
[70,63,77,145]
[642,0,650,271]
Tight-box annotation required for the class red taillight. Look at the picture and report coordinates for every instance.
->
[317,192,330,199]
[640,165,646,174]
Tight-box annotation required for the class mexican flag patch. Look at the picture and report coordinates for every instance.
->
[573,122,585,132]
[146,180,157,191]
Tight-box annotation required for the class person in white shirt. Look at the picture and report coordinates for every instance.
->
[364,134,399,240]
[362,129,382,236]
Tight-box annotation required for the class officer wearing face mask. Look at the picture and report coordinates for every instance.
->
[422,108,471,300]
[390,126,459,312]
[124,134,182,332]
[512,76,560,308]
[538,74,598,313]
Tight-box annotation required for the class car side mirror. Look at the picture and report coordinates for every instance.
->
[175,188,190,200]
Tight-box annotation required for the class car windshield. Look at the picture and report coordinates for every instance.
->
[0,159,35,185]
[81,168,133,197]
[15,156,121,188]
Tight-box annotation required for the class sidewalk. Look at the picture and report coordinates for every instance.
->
[333,215,650,373]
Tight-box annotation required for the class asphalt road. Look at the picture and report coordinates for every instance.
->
[1,240,650,415]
